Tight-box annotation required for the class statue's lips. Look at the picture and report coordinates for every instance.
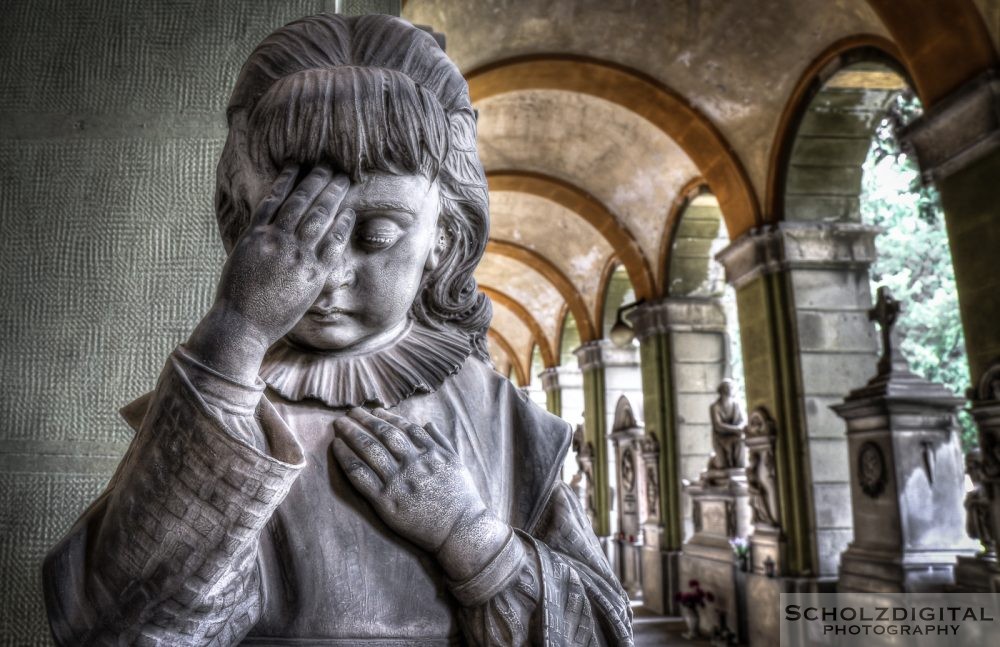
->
[307,306,352,321]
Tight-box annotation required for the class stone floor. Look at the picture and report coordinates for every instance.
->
[632,604,713,647]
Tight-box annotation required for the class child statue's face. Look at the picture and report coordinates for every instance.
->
[279,170,441,352]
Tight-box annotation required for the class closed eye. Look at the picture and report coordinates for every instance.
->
[355,218,403,250]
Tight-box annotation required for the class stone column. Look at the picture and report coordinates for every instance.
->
[715,223,879,646]
[629,302,679,613]
[575,340,643,563]
[904,72,1000,594]
[903,71,1000,389]
[576,342,612,545]
[540,367,562,417]
[541,365,588,482]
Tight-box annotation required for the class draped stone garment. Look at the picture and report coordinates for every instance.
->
[43,323,634,646]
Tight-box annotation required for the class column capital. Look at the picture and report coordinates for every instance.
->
[715,221,879,289]
[539,367,561,392]
[902,70,1000,183]
[627,297,727,340]
[573,340,638,371]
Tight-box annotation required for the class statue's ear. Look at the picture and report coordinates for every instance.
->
[425,222,447,272]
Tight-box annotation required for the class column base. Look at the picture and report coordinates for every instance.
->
[838,543,975,592]
[638,544,681,615]
[745,573,837,647]
[952,554,1000,592]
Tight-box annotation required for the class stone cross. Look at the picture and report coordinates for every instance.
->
[869,286,905,374]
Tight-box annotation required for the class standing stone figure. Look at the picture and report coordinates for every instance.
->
[42,15,632,646]
[708,379,746,470]
[745,408,779,528]
[965,449,997,556]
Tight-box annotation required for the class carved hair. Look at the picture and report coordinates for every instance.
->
[215,14,491,359]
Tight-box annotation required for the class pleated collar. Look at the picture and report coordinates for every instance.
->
[259,321,472,409]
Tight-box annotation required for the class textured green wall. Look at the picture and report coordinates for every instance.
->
[0,2,398,643]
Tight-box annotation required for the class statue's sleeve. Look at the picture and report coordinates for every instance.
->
[42,347,305,646]
[451,481,634,646]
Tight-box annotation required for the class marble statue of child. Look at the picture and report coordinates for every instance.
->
[43,13,633,647]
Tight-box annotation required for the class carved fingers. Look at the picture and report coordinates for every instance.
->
[331,407,485,553]
[250,163,300,228]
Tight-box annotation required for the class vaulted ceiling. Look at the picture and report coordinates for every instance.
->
[401,0,1000,385]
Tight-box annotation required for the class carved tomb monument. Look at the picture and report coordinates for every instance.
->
[42,14,634,646]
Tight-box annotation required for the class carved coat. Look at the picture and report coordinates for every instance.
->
[43,323,633,646]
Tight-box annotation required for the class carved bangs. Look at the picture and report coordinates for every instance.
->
[246,66,449,182]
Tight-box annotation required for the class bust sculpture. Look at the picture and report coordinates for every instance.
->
[707,379,746,471]
[42,14,633,646]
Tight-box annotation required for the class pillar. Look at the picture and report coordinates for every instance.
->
[540,367,562,416]
[575,341,643,551]
[715,222,879,645]
[904,70,1000,592]
[632,323,681,615]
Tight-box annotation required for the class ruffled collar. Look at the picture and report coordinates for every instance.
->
[259,321,473,409]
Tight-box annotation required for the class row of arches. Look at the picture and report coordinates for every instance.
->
[443,3,994,631]
[464,21,994,380]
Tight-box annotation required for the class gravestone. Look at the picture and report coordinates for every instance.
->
[609,396,647,598]
[834,287,977,592]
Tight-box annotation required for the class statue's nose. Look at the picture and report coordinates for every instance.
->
[322,254,357,291]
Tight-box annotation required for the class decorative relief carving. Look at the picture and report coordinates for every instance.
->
[639,433,659,521]
[965,449,997,557]
[745,407,780,530]
[621,448,636,493]
[857,441,887,498]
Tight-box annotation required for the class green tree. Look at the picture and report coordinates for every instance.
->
[861,92,976,450]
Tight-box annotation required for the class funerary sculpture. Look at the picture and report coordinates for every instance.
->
[43,14,633,646]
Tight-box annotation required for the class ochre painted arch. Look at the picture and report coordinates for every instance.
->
[480,285,557,368]
[865,0,997,106]
[487,170,655,299]
[485,239,598,342]
[658,177,710,293]
[467,55,762,239]
[487,328,528,386]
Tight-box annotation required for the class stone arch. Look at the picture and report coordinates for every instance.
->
[485,240,598,342]
[597,261,636,339]
[480,285,556,368]
[466,55,762,238]
[664,193,729,298]
[766,36,909,220]
[487,169,655,299]
[559,309,582,368]
[864,0,997,105]
[487,329,527,386]
[658,177,708,294]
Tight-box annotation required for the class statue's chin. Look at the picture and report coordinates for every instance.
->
[285,316,408,355]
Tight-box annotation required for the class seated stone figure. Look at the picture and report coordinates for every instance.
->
[43,14,633,646]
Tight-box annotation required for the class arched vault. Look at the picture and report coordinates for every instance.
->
[487,170,655,299]
[488,188,612,319]
[487,329,528,386]
[484,240,597,342]
[480,285,556,368]
[467,56,761,237]
[864,0,996,105]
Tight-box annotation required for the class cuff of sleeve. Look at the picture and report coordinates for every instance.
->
[448,528,527,607]
[174,345,265,415]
